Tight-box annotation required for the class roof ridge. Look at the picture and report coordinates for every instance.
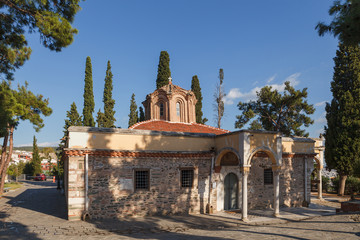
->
[128,119,156,129]
[190,122,230,133]
[130,119,230,134]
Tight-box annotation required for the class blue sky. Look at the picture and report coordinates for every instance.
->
[9,0,338,147]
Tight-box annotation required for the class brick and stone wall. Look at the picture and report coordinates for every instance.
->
[248,156,274,209]
[66,156,85,221]
[248,155,312,209]
[66,153,213,220]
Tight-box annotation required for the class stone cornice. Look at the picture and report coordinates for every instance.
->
[64,149,213,158]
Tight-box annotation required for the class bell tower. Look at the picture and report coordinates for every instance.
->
[142,77,197,123]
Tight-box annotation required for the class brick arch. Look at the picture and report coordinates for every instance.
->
[175,97,186,122]
[314,157,323,170]
[248,146,279,167]
[155,95,168,120]
[214,148,241,173]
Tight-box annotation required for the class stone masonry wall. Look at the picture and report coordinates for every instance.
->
[87,156,212,219]
[248,156,274,209]
[281,157,312,207]
[67,156,85,221]
[248,156,312,209]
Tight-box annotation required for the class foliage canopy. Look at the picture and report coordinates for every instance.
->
[316,0,360,45]
[324,43,360,178]
[156,51,171,89]
[82,56,95,127]
[0,0,82,80]
[235,81,315,137]
[128,93,138,127]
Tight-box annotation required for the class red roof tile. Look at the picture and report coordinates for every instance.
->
[129,120,230,135]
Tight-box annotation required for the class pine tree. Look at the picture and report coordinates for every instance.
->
[316,0,360,45]
[324,43,360,195]
[102,61,116,127]
[0,1,81,80]
[0,81,51,193]
[139,107,145,122]
[128,93,138,127]
[191,75,207,124]
[31,136,42,175]
[82,56,95,127]
[156,51,171,89]
[235,81,314,137]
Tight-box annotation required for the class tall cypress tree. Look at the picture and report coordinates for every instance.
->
[60,102,82,147]
[102,61,116,127]
[128,93,138,127]
[65,102,82,129]
[156,51,171,89]
[96,109,105,127]
[82,56,95,127]
[31,136,41,175]
[139,106,145,122]
[191,75,207,124]
[324,43,360,196]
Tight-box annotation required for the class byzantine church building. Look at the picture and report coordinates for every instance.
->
[64,78,324,221]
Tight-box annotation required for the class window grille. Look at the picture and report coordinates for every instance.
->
[135,170,149,190]
[181,169,194,188]
[264,168,273,185]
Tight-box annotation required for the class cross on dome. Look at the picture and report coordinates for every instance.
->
[168,76,172,84]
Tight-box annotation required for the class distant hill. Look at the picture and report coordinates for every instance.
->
[0,146,58,152]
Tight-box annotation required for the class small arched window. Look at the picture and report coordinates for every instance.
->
[176,102,181,116]
[160,103,164,116]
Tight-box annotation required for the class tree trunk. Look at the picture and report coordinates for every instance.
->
[0,126,14,194]
[338,174,347,196]
[0,129,9,190]
[0,131,9,173]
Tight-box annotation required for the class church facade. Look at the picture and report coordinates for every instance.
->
[64,80,324,221]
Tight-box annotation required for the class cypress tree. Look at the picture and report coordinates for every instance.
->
[31,136,41,175]
[139,106,145,122]
[65,102,82,128]
[324,43,360,195]
[191,75,207,124]
[60,102,82,147]
[96,109,105,127]
[102,61,116,127]
[156,51,171,89]
[128,93,138,127]
[82,56,95,127]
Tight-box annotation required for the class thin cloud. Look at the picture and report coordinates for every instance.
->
[224,72,301,105]
[315,117,327,124]
[315,112,327,124]
[315,101,327,107]
[266,74,276,84]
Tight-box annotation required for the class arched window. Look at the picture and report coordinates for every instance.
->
[160,103,164,116]
[176,102,181,116]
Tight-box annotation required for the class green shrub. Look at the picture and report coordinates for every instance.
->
[346,176,360,195]
[331,176,360,195]
[332,176,339,193]
[322,176,330,193]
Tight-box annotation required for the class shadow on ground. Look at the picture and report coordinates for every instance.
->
[0,211,41,240]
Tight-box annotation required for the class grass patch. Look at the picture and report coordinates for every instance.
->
[4,182,23,190]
